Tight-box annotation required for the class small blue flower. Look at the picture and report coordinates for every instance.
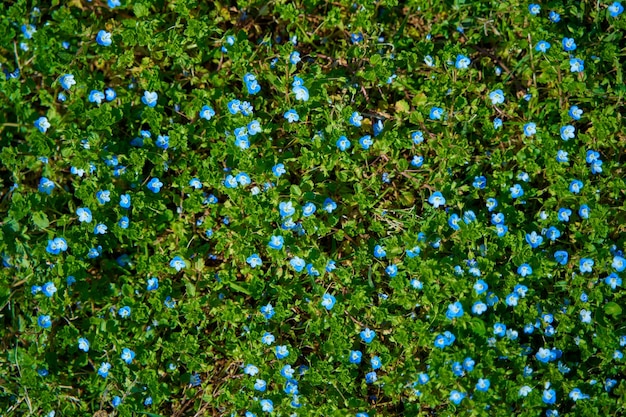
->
[147,178,163,193]
[268,235,284,250]
[302,202,316,217]
[609,2,624,17]
[336,136,351,151]
[429,107,444,120]
[105,88,116,101]
[97,362,111,378]
[121,348,135,364]
[349,350,362,364]
[446,301,464,319]
[528,4,541,15]
[570,58,584,73]
[118,306,131,318]
[549,11,561,22]
[510,183,524,198]
[428,191,446,208]
[455,54,471,69]
[38,177,55,194]
[96,30,112,46]
[275,345,289,359]
[360,328,376,343]
[526,231,543,248]
[560,125,575,141]
[89,90,105,104]
[170,256,186,271]
[523,122,536,137]
[542,388,556,405]
[385,264,398,277]
[473,176,487,189]
[562,37,577,52]
[474,279,488,295]
[293,85,310,101]
[284,109,299,123]
[450,390,466,405]
[476,378,490,392]
[579,258,594,273]
[349,111,363,127]
[46,237,68,255]
[488,89,505,105]
[536,40,551,53]
[78,337,90,352]
[569,105,583,120]
[247,253,262,268]
[290,257,306,272]
[147,277,159,291]
[38,314,52,328]
[359,135,373,150]
[60,74,76,90]
[569,179,583,194]
[93,223,108,235]
[142,91,158,107]
[199,105,215,120]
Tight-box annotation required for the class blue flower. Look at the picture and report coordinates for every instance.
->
[385,264,398,277]
[580,258,594,273]
[323,198,337,213]
[546,226,561,241]
[290,257,306,272]
[406,246,421,258]
[349,350,362,364]
[428,191,446,208]
[88,90,105,104]
[199,105,216,121]
[227,99,241,114]
[446,301,464,319]
[549,10,561,22]
[493,117,502,130]
[570,58,584,73]
[448,213,461,230]
[118,216,129,229]
[411,131,424,144]
[147,178,163,193]
[38,177,55,195]
[32,116,51,135]
[349,111,363,127]
[321,293,336,310]
[560,125,575,141]
[429,107,444,120]
[279,201,296,217]
[46,237,68,255]
[336,136,351,151]
[38,314,52,328]
[609,2,624,17]
[373,245,386,258]
[170,256,186,271]
[284,109,299,122]
[275,345,289,359]
[142,91,158,107]
[105,87,116,101]
[455,54,471,69]
[96,30,112,46]
[78,337,90,352]
[266,235,284,250]
[569,388,589,401]
[247,120,262,136]
[569,179,583,194]
[494,322,506,337]
[247,253,262,268]
[302,202,316,217]
[93,223,107,235]
[359,135,373,150]
[121,348,135,364]
[259,399,273,413]
[517,263,532,277]
[523,122,536,137]
[474,279,488,295]
[542,388,556,404]
[147,277,159,291]
[473,176,487,189]
[118,306,131,318]
[510,183,524,198]
[87,246,102,259]
[59,74,76,90]
[360,328,376,343]
[293,85,310,101]
[526,231,543,248]
[536,40,551,52]
[374,120,384,137]
[528,4,541,15]
[562,37,577,52]
[488,89,505,105]
[118,193,131,208]
[450,390,466,405]
[254,379,267,392]
[365,371,377,384]
[97,362,111,378]
[476,378,490,392]
[486,198,498,212]
[569,105,583,120]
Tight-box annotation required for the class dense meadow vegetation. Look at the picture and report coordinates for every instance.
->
[1,0,625,415]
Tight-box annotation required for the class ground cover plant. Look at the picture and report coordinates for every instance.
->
[1,0,625,416]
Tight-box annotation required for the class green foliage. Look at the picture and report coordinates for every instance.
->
[1,0,626,416]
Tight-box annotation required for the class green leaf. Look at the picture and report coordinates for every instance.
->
[604,302,622,317]
[31,212,49,229]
